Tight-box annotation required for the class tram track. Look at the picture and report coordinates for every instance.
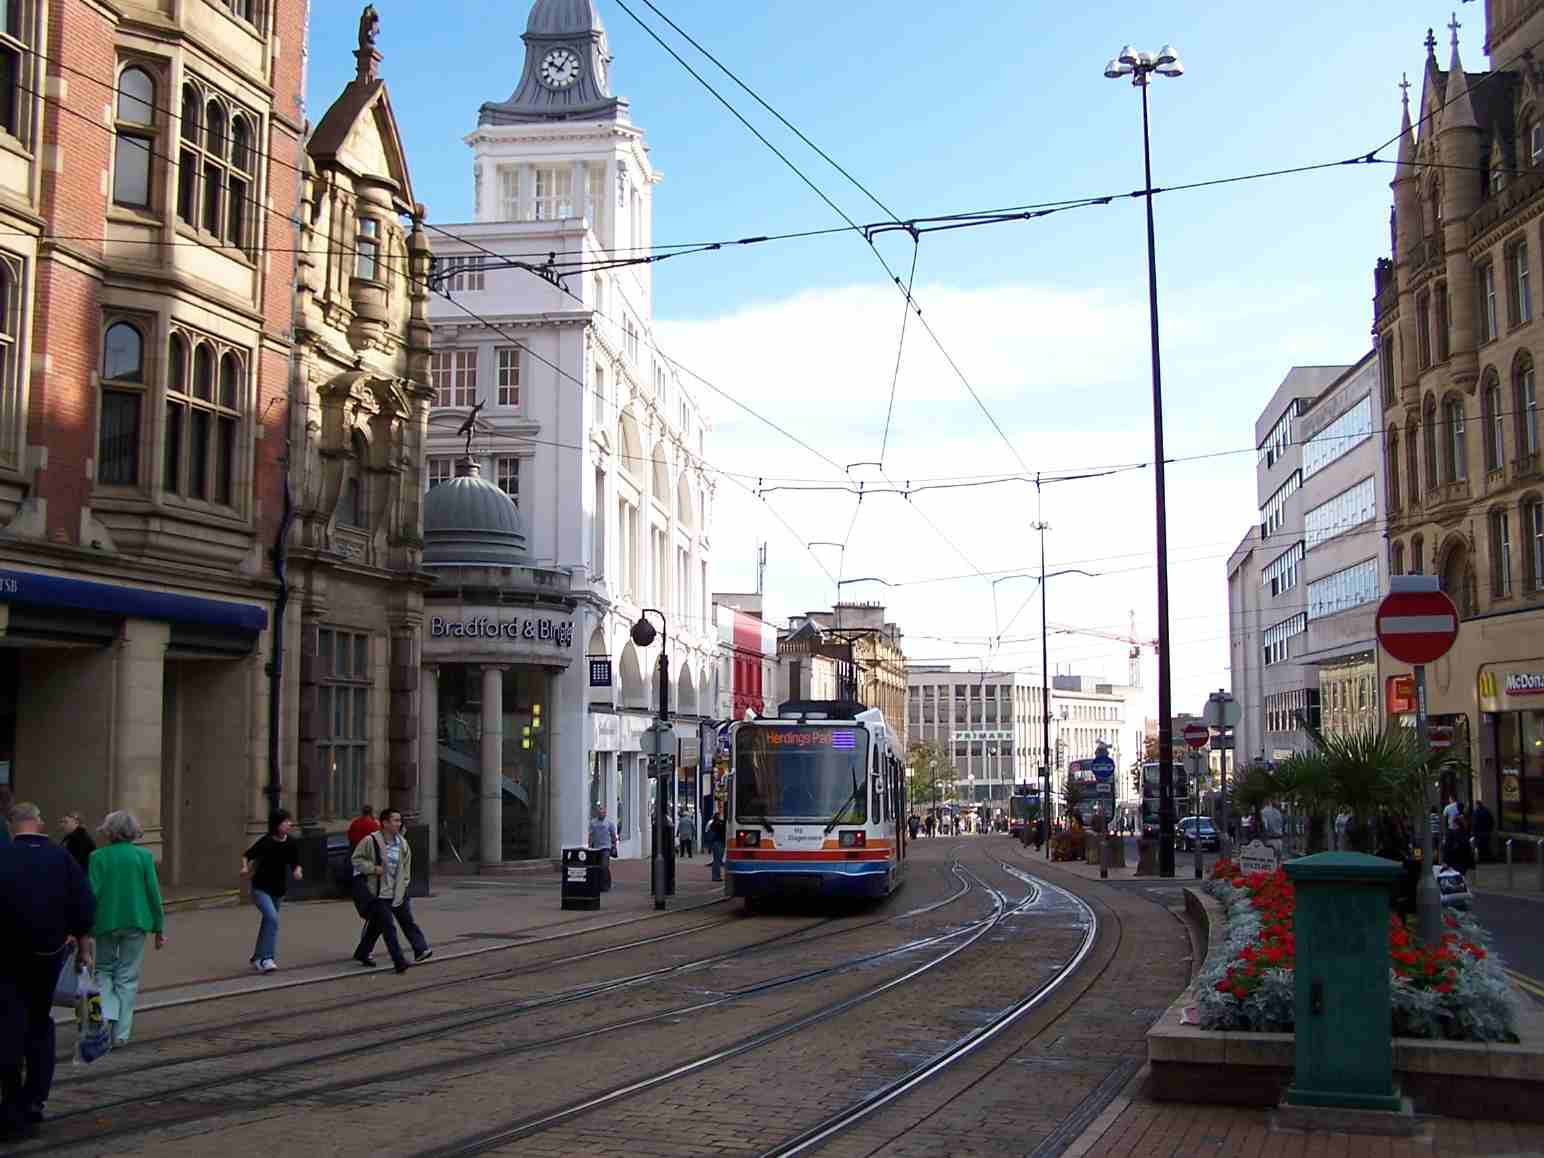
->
[407,860,1042,1158]
[23,857,985,1154]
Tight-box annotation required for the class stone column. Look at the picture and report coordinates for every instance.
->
[420,664,439,862]
[481,665,506,866]
[387,623,419,817]
[115,618,170,861]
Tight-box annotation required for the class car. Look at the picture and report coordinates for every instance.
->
[1436,864,1472,910]
[1178,816,1219,852]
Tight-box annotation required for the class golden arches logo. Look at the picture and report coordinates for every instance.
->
[1479,670,1497,700]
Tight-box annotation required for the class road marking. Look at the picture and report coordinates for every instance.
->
[1506,967,1544,1000]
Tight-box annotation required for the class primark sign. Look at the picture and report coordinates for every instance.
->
[429,614,574,648]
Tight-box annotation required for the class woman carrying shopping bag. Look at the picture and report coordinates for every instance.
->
[88,811,165,1048]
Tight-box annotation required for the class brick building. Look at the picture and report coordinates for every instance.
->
[1375,3,1544,835]
[0,0,304,884]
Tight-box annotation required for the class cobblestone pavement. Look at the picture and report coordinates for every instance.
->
[22,838,1537,1158]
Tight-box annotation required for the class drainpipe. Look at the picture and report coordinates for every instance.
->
[266,465,293,818]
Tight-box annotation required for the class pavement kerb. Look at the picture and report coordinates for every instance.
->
[53,888,731,1023]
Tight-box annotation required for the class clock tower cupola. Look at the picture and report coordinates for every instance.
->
[481,0,627,124]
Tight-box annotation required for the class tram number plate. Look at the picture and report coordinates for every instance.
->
[566,868,589,882]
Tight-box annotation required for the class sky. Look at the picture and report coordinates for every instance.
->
[306,0,1476,722]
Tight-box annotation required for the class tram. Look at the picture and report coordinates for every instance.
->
[724,699,908,906]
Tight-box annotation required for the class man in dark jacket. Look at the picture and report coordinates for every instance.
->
[1472,800,1495,862]
[0,802,96,1140]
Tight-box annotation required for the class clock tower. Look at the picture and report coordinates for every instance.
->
[480,0,627,124]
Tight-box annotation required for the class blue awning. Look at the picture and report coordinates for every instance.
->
[0,568,268,632]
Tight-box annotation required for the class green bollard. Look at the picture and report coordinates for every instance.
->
[1283,852,1404,1112]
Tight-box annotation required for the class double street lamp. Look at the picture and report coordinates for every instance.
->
[1104,42,1184,877]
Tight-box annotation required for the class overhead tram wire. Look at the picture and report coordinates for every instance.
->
[878,240,921,466]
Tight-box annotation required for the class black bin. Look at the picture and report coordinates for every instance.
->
[561,847,603,911]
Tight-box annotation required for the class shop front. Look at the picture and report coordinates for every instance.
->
[1478,660,1544,834]
[0,564,269,885]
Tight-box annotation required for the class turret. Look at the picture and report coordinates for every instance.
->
[1391,76,1420,404]
[1441,19,1483,390]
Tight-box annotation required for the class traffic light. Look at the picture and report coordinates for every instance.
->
[1131,767,1141,795]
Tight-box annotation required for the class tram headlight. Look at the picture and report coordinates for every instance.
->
[736,830,760,848]
[838,830,866,848]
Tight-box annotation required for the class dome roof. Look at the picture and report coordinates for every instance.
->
[423,466,528,567]
[525,0,604,36]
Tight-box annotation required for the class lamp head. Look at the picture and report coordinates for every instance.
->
[1154,44,1178,67]
[630,616,657,648]
[1117,44,1139,66]
[1104,57,1132,79]
[1155,47,1184,77]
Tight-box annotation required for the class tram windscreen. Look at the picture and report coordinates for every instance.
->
[734,726,870,823]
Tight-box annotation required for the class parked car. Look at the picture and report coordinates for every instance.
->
[1178,815,1219,852]
[1436,864,1472,910]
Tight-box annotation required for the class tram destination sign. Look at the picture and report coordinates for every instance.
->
[430,615,574,647]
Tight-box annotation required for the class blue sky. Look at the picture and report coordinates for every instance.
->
[306,1,1478,727]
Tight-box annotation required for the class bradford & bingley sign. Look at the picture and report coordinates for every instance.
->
[429,614,574,649]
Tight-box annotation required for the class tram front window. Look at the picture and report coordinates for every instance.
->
[735,726,869,822]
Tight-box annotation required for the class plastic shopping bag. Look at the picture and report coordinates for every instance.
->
[77,986,111,1064]
[50,947,82,1008]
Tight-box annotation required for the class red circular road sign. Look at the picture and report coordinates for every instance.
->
[1376,587,1459,665]
[1182,723,1210,750]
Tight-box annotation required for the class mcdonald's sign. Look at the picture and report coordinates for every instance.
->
[1478,663,1544,712]
[1386,674,1415,715]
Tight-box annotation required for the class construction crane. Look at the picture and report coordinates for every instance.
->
[1047,611,1156,688]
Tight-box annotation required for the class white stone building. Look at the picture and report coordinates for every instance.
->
[422,0,715,862]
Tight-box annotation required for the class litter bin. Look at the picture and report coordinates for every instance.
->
[562,847,603,911]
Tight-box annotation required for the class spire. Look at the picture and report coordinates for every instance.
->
[1444,13,1478,132]
[1397,73,1416,169]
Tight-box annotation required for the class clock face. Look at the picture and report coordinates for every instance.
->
[540,48,581,90]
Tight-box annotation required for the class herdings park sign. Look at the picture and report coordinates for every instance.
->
[429,615,575,649]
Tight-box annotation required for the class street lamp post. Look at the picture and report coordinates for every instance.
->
[833,576,893,706]
[1105,43,1184,878]
[631,609,673,909]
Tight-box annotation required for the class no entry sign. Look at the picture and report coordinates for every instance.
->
[1182,723,1210,750]
[1375,578,1458,665]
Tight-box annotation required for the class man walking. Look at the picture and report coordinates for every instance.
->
[351,808,430,974]
[706,804,726,882]
[588,806,617,891]
[0,803,96,1140]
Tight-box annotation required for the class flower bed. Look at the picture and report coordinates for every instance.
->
[1197,859,1519,1042]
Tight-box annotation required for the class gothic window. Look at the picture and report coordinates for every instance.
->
[1387,429,1400,511]
[98,320,145,487]
[1423,396,1439,491]
[1483,372,1504,472]
[1518,354,1539,459]
[1491,508,1514,598]
[0,1,35,144]
[163,332,243,506]
[0,252,22,469]
[177,78,258,255]
[1479,261,1499,342]
[112,65,155,209]
[340,433,367,527]
[1443,397,1467,482]
[1406,416,1420,502]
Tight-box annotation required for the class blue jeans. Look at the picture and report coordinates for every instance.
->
[251,890,281,963]
[709,839,724,880]
[95,929,147,1043]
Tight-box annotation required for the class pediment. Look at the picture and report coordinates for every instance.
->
[308,80,416,208]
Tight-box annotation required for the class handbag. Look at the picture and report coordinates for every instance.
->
[51,946,86,1008]
[350,835,380,918]
[77,987,110,1063]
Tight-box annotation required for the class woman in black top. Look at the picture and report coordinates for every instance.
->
[58,811,96,872]
[241,810,302,973]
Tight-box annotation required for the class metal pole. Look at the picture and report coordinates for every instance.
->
[1137,78,1176,879]
[1192,751,1202,879]
[1537,838,1544,892]
[653,616,670,911]
[1414,663,1441,945]
[1506,837,1515,890]
[1038,511,1052,858]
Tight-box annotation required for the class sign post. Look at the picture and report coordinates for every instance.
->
[1183,723,1210,880]
[1204,691,1241,859]
[1375,576,1459,948]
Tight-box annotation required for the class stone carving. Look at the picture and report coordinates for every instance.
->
[358,5,380,52]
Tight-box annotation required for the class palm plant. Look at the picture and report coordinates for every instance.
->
[1271,750,1336,853]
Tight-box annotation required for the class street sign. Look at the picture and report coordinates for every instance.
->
[1203,692,1241,728]
[1182,722,1210,750]
[643,721,674,757]
[1375,578,1459,665]
[1089,755,1116,781]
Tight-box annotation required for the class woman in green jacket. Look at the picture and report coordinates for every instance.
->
[89,811,166,1047]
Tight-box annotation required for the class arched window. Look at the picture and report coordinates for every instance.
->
[1490,507,1514,598]
[1443,397,1467,482]
[340,433,367,527]
[0,254,20,468]
[112,67,155,208]
[1406,417,1420,503]
[1387,429,1401,512]
[164,333,243,506]
[1412,534,1425,575]
[1391,540,1405,576]
[1483,372,1504,472]
[98,321,144,486]
[177,84,256,254]
[1517,353,1539,459]
[1423,396,1439,491]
